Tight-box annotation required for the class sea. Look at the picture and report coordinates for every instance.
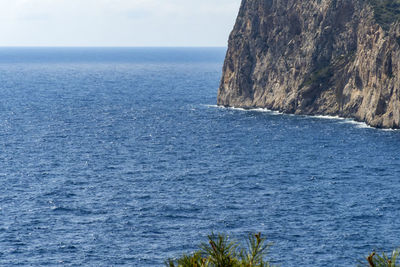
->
[0,47,399,266]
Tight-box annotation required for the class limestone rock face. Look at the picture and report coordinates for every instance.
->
[218,0,400,128]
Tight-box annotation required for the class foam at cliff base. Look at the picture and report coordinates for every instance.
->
[205,105,282,115]
[305,114,374,129]
[206,105,400,131]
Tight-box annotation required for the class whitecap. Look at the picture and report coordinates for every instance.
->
[203,104,219,108]
[205,104,400,131]
[206,105,284,115]
[311,115,344,120]
[339,119,374,129]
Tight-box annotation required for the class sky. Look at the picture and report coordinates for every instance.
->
[0,0,242,47]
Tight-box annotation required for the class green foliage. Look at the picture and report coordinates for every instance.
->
[166,233,400,267]
[239,233,274,267]
[200,233,239,267]
[360,248,400,267]
[165,251,210,267]
[369,0,400,30]
[165,233,276,267]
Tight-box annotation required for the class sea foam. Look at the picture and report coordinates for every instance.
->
[207,105,399,131]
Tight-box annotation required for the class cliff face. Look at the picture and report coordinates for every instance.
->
[218,0,400,128]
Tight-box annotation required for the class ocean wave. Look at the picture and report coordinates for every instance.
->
[204,104,282,115]
[338,119,374,129]
[312,115,343,120]
[207,104,399,131]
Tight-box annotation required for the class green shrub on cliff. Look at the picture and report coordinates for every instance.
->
[165,233,277,267]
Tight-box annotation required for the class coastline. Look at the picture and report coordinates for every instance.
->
[206,104,399,131]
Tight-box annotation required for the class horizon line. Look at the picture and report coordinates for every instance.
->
[0,45,227,48]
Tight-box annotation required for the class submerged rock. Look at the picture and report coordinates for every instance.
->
[218,0,400,128]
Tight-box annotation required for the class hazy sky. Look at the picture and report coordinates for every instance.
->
[0,0,242,47]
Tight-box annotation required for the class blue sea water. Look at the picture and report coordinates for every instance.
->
[0,47,399,267]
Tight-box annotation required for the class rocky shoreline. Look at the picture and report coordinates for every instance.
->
[218,0,400,129]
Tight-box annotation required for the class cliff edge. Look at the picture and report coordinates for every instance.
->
[218,0,400,128]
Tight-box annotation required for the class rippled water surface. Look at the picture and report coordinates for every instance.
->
[0,48,399,266]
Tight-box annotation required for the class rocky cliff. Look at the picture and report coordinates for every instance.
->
[218,0,400,128]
